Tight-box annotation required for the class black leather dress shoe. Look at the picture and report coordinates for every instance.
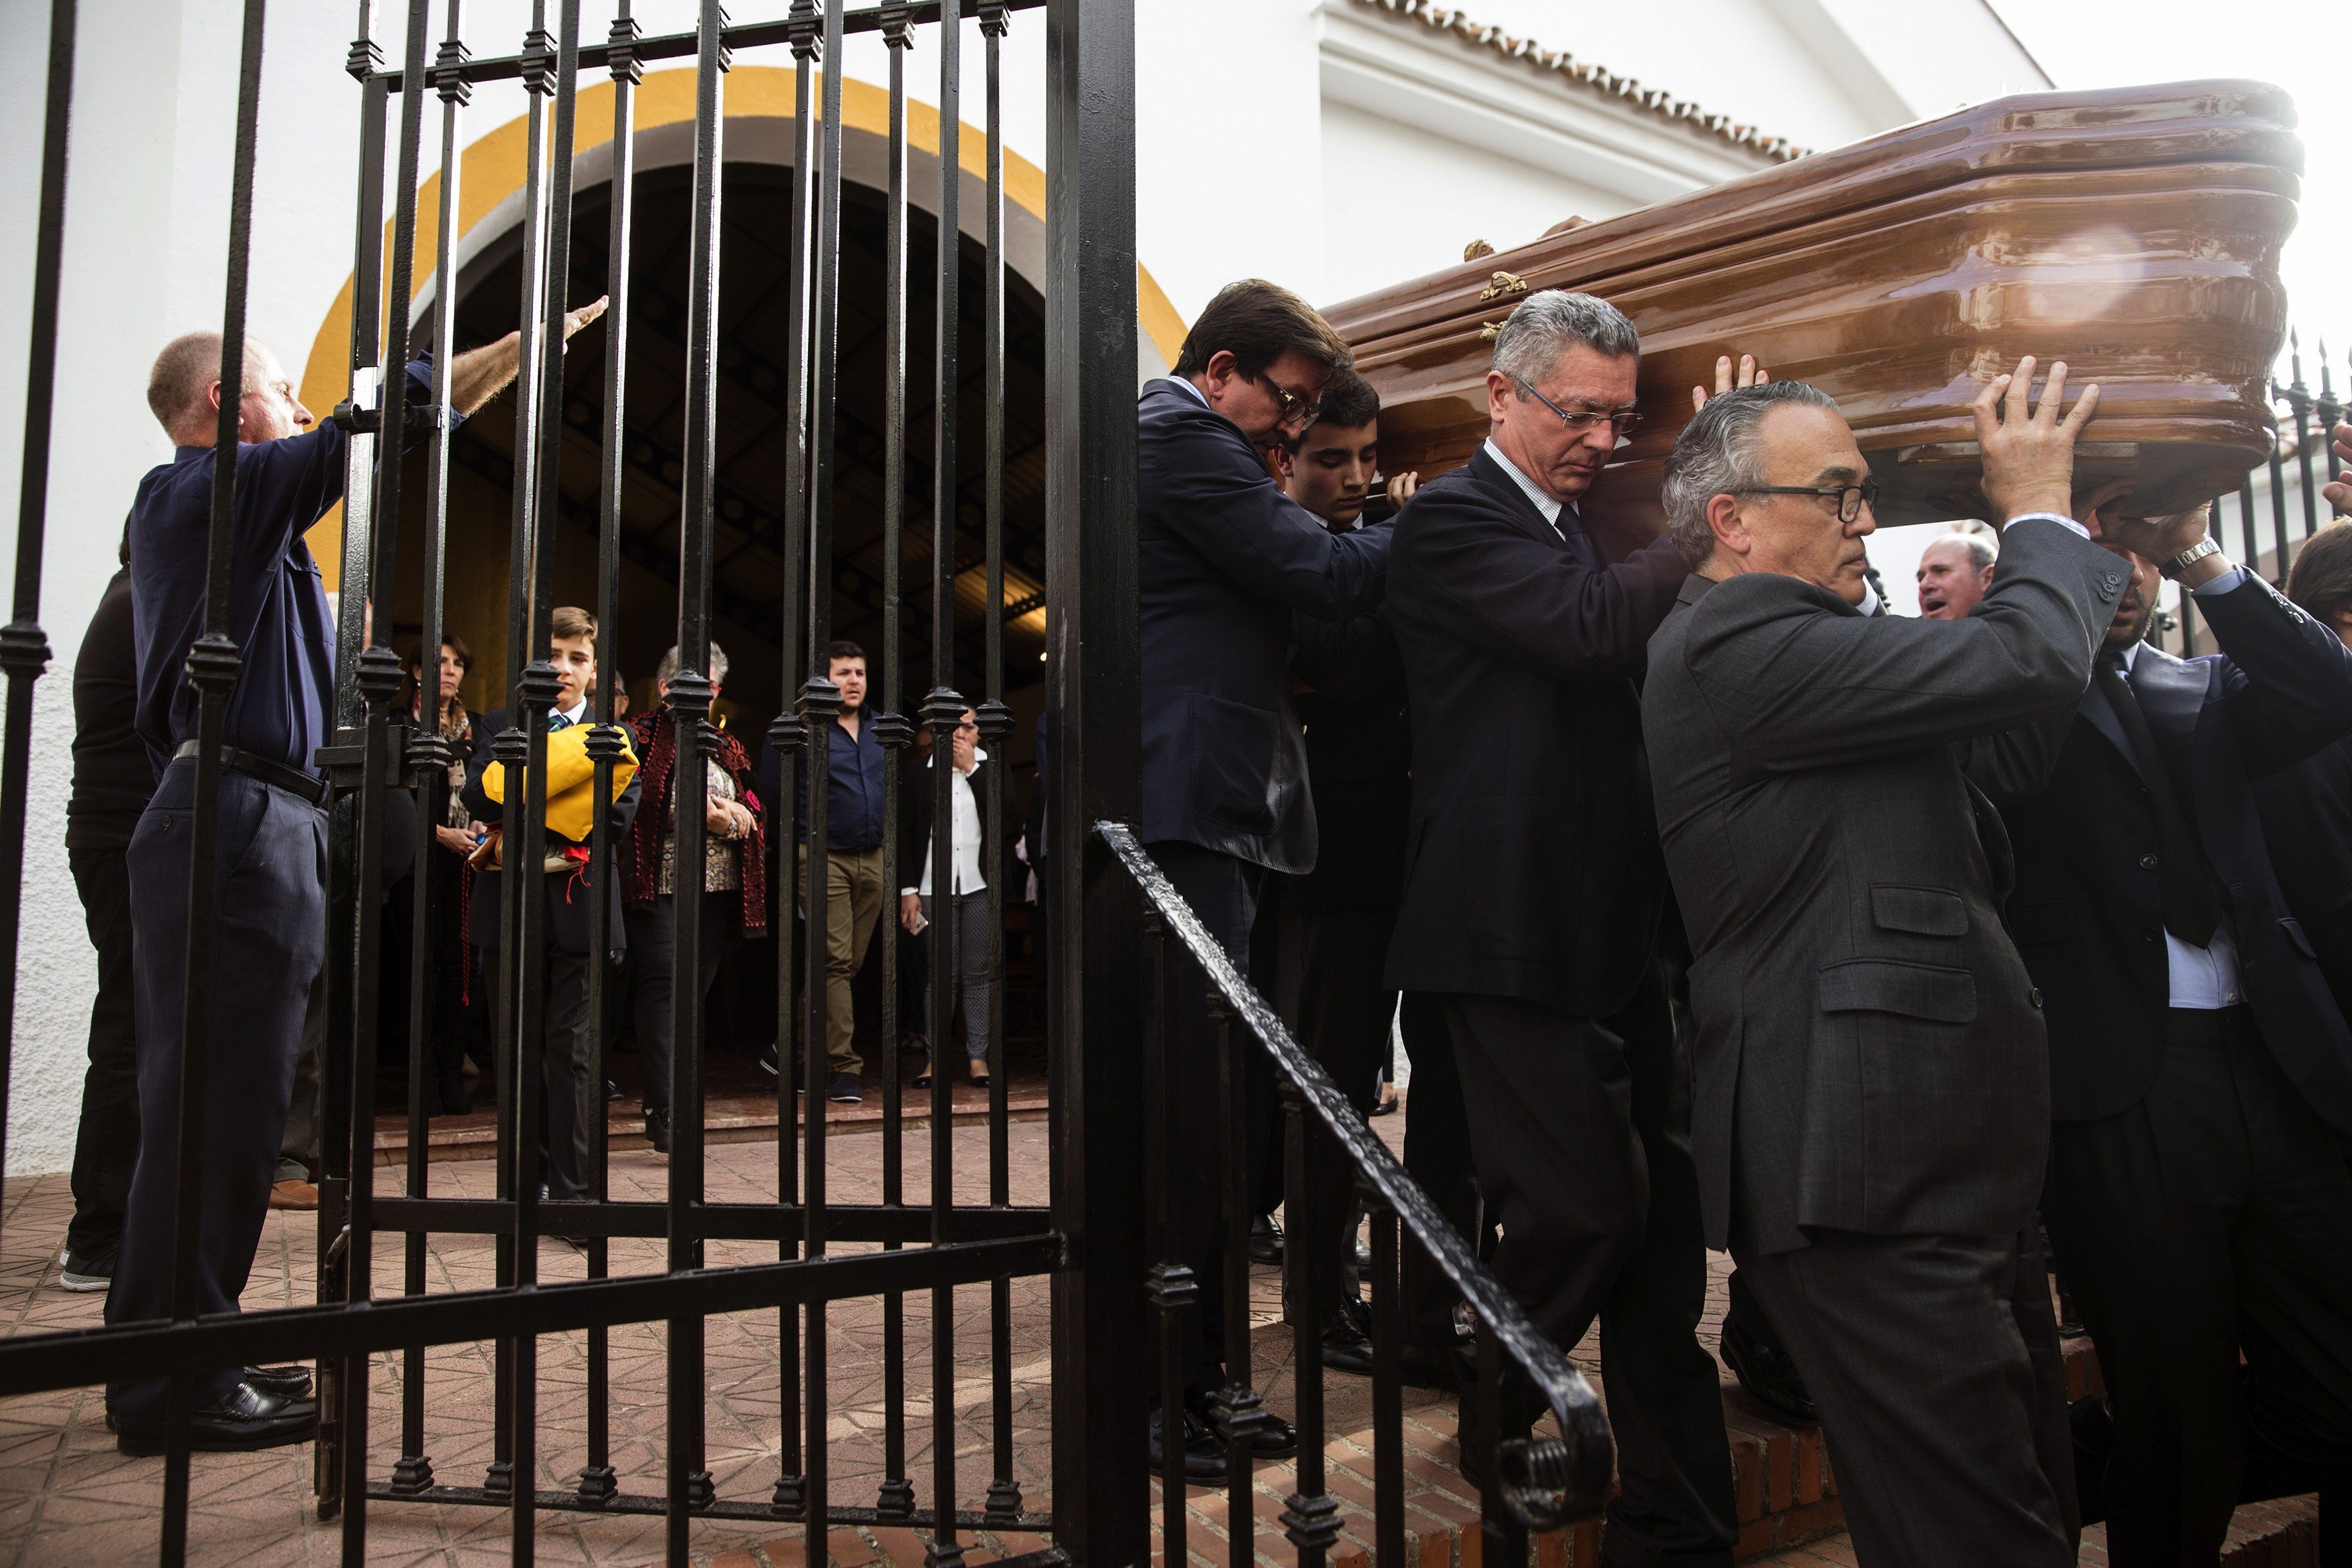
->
[244,1365,313,1401]
[1148,1405,1227,1484]
[1237,1406,1300,1459]
[114,1379,319,1455]
[644,1109,672,1154]
[1320,1300,1376,1377]
[1721,1308,1818,1425]
[1248,1214,1285,1266]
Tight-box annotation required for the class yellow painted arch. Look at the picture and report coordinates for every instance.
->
[299,64,1189,588]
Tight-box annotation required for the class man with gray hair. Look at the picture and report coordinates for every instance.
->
[1642,360,2131,1564]
[1384,289,1746,1559]
[1916,524,1998,620]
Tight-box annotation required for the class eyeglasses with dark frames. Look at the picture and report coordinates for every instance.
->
[1509,374,1644,436]
[1253,371,1324,428]
[1733,481,1883,524]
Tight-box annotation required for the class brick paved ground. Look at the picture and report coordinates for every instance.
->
[0,1082,2323,1566]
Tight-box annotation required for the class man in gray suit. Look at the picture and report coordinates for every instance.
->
[1642,359,2163,1565]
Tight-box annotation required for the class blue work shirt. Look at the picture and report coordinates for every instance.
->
[765,705,890,853]
[129,358,441,779]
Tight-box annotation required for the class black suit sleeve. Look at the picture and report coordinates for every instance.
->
[1956,701,2079,805]
[2199,573,2352,779]
[1144,400,1391,620]
[1290,604,1401,701]
[1398,485,1687,680]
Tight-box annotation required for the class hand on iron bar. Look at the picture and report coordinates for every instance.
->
[2326,422,2350,517]
[1974,354,2099,525]
[1691,352,1769,413]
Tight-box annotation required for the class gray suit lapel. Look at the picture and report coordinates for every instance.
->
[2131,645,2207,750]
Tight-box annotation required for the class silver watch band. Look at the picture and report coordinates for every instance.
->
[2159,536,2222,579]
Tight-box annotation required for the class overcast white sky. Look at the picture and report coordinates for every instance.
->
[1865,0,2346,613]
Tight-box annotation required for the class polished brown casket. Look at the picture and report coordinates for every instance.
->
[1325,80,2302,556]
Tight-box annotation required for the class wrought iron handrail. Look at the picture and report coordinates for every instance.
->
[1093,819,1614,1533]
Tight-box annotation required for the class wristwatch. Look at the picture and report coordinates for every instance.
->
[2158,536,2222,580]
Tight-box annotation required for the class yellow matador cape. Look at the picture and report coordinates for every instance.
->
[479,723,639,843]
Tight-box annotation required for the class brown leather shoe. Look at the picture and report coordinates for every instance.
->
[269,1179,319,1211]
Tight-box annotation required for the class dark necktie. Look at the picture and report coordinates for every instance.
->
[2092,650,2221,947]
[548,712,574,732]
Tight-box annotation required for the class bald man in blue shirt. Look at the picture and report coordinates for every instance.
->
[107,299,601,1454]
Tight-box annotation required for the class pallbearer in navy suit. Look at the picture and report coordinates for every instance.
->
[1984,494,2352,1566]
[1137,280,1389,1483]
[110,302,600,1454]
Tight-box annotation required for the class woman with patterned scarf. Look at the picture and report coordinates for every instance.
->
[621,641,768,1154]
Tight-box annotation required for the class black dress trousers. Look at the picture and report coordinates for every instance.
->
[108,763,325,1423]
[1439,970,1736,1565]
[1397,989,1481,1350]
[66,844,141,1261]
[2043,1005,2352,1567]
[623,891,734,1119]
[1144,838,1278,1403]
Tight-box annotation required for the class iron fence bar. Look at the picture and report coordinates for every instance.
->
[876,0,917,1524]
[2240,473,2262,582]
[800,3,850,1556]
[2317,342,2341,487]
[0,1236,1061,1395]
[2270,396,2292,584]
[1212,990,1259,1568]
[1279,1094,1338,1568]
[317,2,387,1520]
[363,1486,1054,1531]
[1474,1330,1528,1568]
[486,0,560,1508]
[767,0,819,1520]
[396,0,471,1500]
[579,0,637,1512]
[979,0,1020,1522]
[1370,1206,1405,1566]
[339,0,439,1547]
[372,0,1048,88]
[1142,911,1188,1558]
[668,4,730,1548]
[371,1196,1053,1240]
[1095,818,1614,1531]
[2286,333,2320,554]
[1042,3,1148,1559]
[161,4,272,1559]
[0,0,74,1226]
[926,7,970,1562]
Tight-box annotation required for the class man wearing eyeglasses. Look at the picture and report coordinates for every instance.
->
[1137,278,1391,1483]
[1382,289,1739,1561]
[1641,362,2133,1564]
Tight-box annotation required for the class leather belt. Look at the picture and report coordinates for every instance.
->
[172,740,331,808]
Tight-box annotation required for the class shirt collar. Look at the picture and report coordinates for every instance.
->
[1168,376,1210,408]
[554,698,588,726]
[1857,578,1881,618]
[2119,639,2144,672]
[1482,437,1569,536]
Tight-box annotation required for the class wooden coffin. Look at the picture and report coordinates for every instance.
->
[1324,80,2301,556]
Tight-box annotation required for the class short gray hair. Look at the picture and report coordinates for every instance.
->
[657,641,729,686]
[1660,380,1842,568]
[1491,290,1639,386]
[1926,524,1996,572]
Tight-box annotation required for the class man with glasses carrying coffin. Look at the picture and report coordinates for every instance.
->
[1138,279,1391,1481]
[107,301,601,1455]
[1383,289,1739,1563]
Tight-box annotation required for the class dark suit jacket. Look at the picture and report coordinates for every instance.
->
[1138,378,1390,872]
[461,707,642,959]
[1642,518,2127,1253]
[1982,574,2352,1134]
[1383,447,1688,1014]
[1288,601,1410,912]
[898,751,1022,896]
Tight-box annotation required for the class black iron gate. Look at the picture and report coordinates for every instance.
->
[0,1,1614,1563]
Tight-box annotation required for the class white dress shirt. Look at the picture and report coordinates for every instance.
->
[550,698,589,728]
[2114,586,2249,1010]
[1168,375,1210,408]
[1482,438,1571,540]
[905,748,988,899]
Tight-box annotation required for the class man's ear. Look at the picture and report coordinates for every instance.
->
[1271,443,1294,480]
[1203,349,1238,394]
[1705,492,1749,558]
[1484,369,1512,428]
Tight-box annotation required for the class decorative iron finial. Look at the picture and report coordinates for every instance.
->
[880,0,915,48]
[607,7,643,85]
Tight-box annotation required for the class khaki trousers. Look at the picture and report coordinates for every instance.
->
[799,845,884,1075]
